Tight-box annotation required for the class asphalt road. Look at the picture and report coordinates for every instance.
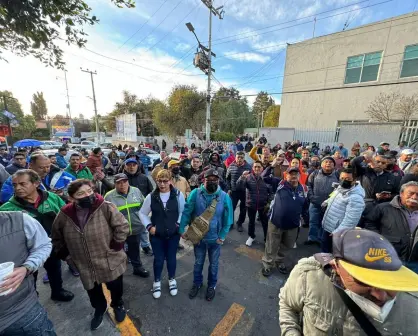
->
[38,208,319,336]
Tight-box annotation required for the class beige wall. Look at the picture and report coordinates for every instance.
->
[279,12,418,129]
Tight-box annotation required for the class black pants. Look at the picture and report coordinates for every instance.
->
[231,190,247,226]
[33,253,63,296]
[126,234,143,269]
[87,275,124,314]
[321,230,333,253]
[247,207,268,240]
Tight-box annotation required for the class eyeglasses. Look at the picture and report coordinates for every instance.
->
[157,180,170,184]
[374,160,386,165]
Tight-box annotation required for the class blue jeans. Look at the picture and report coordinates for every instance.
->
[308,203,323,242]
[0,302,56,336]
[139,230,150,248]
[150,234,180,282]
[193,241,221,288]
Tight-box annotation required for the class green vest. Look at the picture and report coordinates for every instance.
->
[65,165,93,180]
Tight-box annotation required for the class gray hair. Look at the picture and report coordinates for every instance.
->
[400,181,418,193]
[12,169,41,184]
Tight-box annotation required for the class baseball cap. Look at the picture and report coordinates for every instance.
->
[114,173,129,182]
[402,149,414,155]
[125,158,138,165]
[321,156,336,165]
[333,229,418,291]
[380,142,390,146]
[276,149,285,156]
[168,159,180,168]
[286,167,300,174]
[204,168,220,178]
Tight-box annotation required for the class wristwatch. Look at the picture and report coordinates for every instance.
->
[23,264,35,276]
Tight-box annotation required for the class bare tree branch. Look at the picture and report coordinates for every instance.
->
[365,92,401,122]
[396,94,418,124]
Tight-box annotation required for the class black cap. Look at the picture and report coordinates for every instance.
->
[286,167,300,174]
[204,168,220,178]
[114,173,129,182]
[321,156,336,165]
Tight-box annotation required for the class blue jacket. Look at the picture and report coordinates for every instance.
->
[138,154,151,168]
[0,166,75,203]
[55,153,67,169]
[269,180,308,230]
[333,147,348,158]
[180,185,233,242]
[322,183,365,234]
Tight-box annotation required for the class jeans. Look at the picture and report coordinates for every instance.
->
[125,234,143,269]
[231,190,247,226]
[247,207,268,240]
[150,234,180,281]
[0,302,56,336]
[406,261,418,274]
[139,230,151,248]
[33,253,63,296]
[321,230,333,253]
[193,241,221,288]
[86,275,124,314]
[308,203,323,243]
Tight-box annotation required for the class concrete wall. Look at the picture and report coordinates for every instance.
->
[279,12,418,129]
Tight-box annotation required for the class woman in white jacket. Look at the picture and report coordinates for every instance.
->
[321,168,365,252]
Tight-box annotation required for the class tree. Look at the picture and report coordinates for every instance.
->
[153,85,206,138]
[252,91,274,126]
[0,0,135,68]
[263,105,281,127]
[30,91,48,120]
[49,114,69,126]
[214,87,242,101]
[396,94,418,124]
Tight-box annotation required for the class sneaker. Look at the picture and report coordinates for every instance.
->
[91,309,106,330]
[237,225,243,233]
[206,287,216,301]
[133,266,150,278]
[142,246,153,256]
[168,278,178,296]
[188,283,202,299]
[51,289,74,302]
[245,237,254,247]
[261,268,273,277]
[68,265,80,277]
[278,264,289,274]
[113,305,126,323]
[177,244,185,251]
[152,281,161,299]
[42,273,49,283]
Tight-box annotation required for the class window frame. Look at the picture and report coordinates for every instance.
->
[399,43,418,79]
[344,50,383,85]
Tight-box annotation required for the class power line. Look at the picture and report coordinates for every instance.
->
[117,0,169,51]
[128,0,184,53]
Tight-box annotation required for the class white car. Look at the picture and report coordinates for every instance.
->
[142,148,160,168]
[40,141,63,150]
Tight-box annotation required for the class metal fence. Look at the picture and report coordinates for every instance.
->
[293,128,339,148]
[400,119,418,145]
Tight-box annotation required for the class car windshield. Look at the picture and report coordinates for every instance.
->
[145,149,157,154]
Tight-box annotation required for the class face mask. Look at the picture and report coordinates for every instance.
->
[171,167,180,175]
[340,180,353,189]
[345,289,396,323]
[386,163,394,170]
[339,146,343,149]
[77,194,96,209]
[206,181,218,193]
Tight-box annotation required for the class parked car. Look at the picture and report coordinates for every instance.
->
[40,141,63,150]
[99,142,113,149]
[143,148,161,168]
[69,141,97,150]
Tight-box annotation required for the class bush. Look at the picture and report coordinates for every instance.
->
[31,128,50,140]
[211,132,236,142]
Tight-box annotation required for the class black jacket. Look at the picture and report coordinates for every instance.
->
[400,174,418,187]
[236,173,271,210]
[5,162,22,175]
[226,161,252,192]
[181,166,203,190]
[150,188,179,238]
[365,196,418,262]
[125,171,154,197]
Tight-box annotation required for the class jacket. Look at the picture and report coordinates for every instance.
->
[125,170,154,197]
[226,160,252,192]
[52,195,129,290]
[151,165,191,197]
[307,169,340,205]
[0,190,65,235]
[65,164,93,180]
[365,196,418,262]
[279,256,418,336]
[0,164,9,189]
[55,153,67,169]
[138,154,151,169]
[236,173,271,210]
[270,180,308,230]
[86,153,102,173]
[322,183,365,234]
[180,185,233,242]
[181,166,203,190]
[104,186,145,235]
[248,146,274,164]
[5,162,23,175]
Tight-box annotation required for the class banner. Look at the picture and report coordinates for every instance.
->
[52,125,73,137]
[115,114,137,141]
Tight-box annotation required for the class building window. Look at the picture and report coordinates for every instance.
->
[344,51,382,84]
[400,44,418,78]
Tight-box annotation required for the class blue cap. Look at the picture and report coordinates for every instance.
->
[125,158,138,165]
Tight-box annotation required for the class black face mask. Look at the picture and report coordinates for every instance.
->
[340,180,353,189]
[206,181,218,193]
[77,194,96,209]
[339,146,343,149]
[172,167,180,175]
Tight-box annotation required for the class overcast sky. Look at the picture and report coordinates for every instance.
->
[0,0,416,119]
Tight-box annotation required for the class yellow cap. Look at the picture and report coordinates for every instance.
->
[168,160,180,168]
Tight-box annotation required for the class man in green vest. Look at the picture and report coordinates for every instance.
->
[65,153,93,180]
[0,169,75,302]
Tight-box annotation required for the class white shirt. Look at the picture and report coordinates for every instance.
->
[139,191,185,228]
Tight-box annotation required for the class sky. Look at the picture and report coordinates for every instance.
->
[0,0,417,120]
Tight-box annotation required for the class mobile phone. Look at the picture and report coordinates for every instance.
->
[332,182,340,188]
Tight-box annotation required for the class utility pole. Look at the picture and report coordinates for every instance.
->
[63,70,72,119]
[200,0,224,142]
[81,68,100,144]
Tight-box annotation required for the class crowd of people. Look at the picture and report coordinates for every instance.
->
[1,135,418,335]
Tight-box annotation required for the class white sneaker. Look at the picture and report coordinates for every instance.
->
[168,279,178,296]
[246,237,255,247]
[152,281,161,299]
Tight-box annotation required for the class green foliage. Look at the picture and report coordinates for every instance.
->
[263,105,281,127]
[252,91,274,124]
[0,0,135,68]
[31,128,50,139]
[30,91,48,120]
[49,114,69,126]
[14,115,36,139]
[210,132,236,142]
